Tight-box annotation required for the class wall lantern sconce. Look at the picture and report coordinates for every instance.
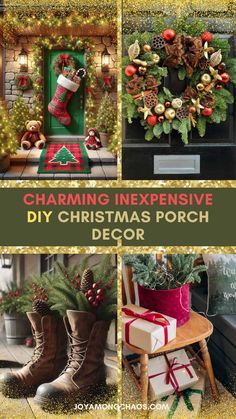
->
[0,254,14,269]
[18,47,28,72]
[101,46,111,72]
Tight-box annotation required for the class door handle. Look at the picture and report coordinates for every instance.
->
[79,96,84,110]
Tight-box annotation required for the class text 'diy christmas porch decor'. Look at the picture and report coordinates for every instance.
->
[38,143,90,174]
[123,18,236,144]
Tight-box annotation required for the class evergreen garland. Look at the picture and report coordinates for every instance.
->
[124,254,206,290]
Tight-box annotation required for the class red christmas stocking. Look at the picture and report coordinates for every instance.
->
[48,74,80,126]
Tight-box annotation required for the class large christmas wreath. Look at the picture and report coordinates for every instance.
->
[52,54,75,76]
[123,19,236,144]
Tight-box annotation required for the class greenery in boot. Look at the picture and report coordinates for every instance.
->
[48,255,117,320]
[0,101,18,158]
[19,256,117,321]
[96,92,116,134]
[0,280,22,314]
[124,254,206,290]
[10,97,31,135]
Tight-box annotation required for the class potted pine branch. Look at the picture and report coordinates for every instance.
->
[10,97,31,143]
[0,281,30,344]
[124,254,206,326]
[96,92,116,147]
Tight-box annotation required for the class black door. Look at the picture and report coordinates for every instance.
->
[123,34,236,180]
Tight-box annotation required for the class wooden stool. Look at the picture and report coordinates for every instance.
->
[122,264,220,405]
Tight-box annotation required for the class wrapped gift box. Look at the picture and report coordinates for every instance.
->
[122,304,177,353]
[150,363,205,418]
[147,349,199,400]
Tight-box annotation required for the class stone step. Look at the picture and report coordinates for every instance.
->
[11,146,116,165]
[1,163,117,180]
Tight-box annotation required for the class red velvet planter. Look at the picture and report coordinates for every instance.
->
[138,283,190,326]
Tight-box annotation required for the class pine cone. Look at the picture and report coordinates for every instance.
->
[176,107,189,120]
[32,299,51,316]
[201,94,216,108]
[152,35,165,50]
[145,75,158,92]
[182,86,198,101]
[199,57,210,71]
[80,269,94,293]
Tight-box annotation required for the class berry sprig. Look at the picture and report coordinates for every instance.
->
[85,283,105,308]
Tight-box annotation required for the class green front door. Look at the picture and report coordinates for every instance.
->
[44,50,85,136]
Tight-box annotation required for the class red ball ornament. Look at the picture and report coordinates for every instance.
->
[220,72,230,84]
[202,107,213,117]
[92,283,99,289]
[201,31,213,43]
[162,29,176,41]
[97,288,103,295]
[125,65,137,77]
[147,115,158,126]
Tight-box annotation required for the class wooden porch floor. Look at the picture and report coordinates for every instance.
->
[0,147,117,181]
[0,333,117,418]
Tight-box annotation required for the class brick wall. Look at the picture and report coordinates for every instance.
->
[4,35,117,112]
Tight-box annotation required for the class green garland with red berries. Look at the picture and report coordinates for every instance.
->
[123,19,236,144]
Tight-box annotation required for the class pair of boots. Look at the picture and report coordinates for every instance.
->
[0,310,109,409]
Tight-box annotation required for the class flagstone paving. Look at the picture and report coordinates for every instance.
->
[0,146,117,180]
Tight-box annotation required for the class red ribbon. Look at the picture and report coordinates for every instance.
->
[102,75,112,88]
[122,307,170,346]
[28,132,39,141]
[149,353,194,395]
[59,54,70,66]
[18,75,29,87]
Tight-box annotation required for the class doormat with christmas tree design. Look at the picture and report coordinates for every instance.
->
[38,143,90,174]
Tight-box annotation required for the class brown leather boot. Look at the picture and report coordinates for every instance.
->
[0,312,67,397]
[35,310,110,409]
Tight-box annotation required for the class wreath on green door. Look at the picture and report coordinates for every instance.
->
[52,54,76,75]
[123,19,236,144]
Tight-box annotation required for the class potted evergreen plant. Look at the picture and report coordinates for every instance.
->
[96,92,116,147]
[0,282,30,344]
[0,101,18,172]
[10,97,30,143]
[124,254,206,326]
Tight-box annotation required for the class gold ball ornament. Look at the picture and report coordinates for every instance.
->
[154,103,165,115]
[171,98,183,109]
[197,83,205,91]
[201,73,212,84]
[143,44,151,52]
[138,66,147,75]
[164,108,176,121]
[152,53,160,64]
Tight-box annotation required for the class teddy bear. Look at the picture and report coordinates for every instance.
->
[84,127,102,150]
[21,120,47,150]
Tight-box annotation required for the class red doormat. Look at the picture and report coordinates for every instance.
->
[38,143,90,174]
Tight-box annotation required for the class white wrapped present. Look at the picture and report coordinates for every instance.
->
[148,349,199,400]
[122,304,176,353]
